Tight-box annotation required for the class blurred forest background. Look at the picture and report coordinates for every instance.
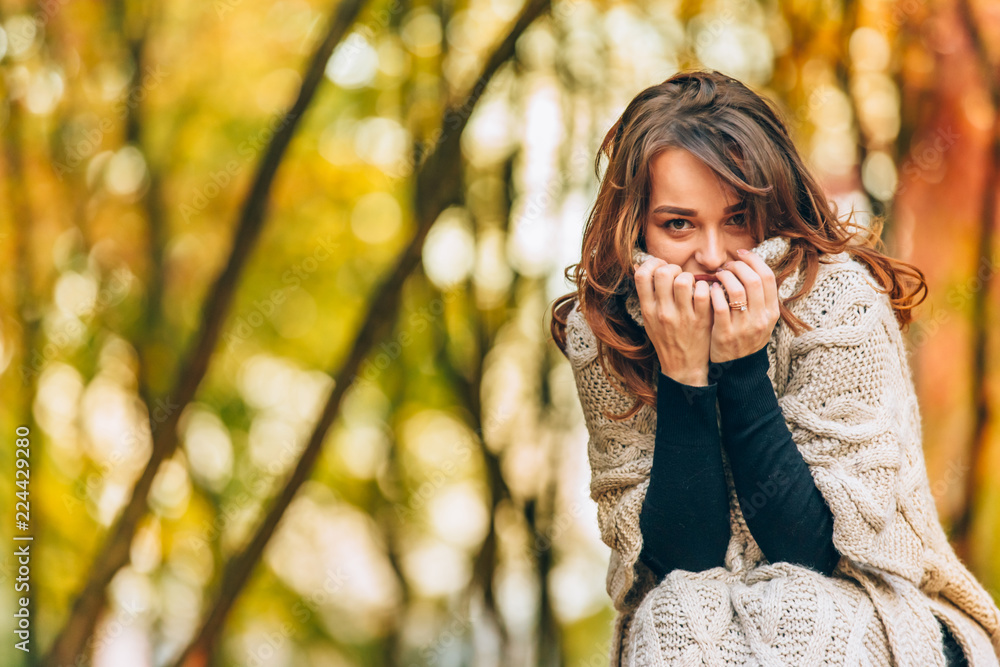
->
[1,0,1000,664]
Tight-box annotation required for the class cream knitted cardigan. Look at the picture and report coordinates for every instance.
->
[563,234,1000,667]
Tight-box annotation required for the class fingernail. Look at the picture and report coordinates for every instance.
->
[737,248,748,255]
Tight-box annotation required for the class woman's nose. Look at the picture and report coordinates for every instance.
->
[698,241,729,271]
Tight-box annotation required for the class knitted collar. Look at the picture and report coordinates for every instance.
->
[624,234,797,327]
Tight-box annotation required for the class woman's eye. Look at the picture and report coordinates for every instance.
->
[662,215,745,230]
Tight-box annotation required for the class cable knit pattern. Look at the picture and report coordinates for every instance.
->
[566,234,1000,666]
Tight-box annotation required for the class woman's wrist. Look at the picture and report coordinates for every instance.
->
[708,344,768,388]
[711,345,778,427]
[660,367,710,387]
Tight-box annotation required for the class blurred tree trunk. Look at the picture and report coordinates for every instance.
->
[3,9,42,665]
[950,0,998,563]
[890,0,999,577]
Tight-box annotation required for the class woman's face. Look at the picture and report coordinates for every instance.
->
[643,147,756,283]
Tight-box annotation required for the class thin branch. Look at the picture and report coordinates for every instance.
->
[169,1,551,664]
[41,1,370,663]
[114,0,171,410]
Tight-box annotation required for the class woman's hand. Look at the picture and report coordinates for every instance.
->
[709,249,781,363]
[634,257,714,386]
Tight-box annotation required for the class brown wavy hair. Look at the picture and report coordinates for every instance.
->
[550,69,928,421]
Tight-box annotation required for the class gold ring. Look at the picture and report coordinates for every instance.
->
[729,301,747,311]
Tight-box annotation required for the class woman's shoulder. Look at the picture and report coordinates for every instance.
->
[795,252,894,329]
[563,297,600,370]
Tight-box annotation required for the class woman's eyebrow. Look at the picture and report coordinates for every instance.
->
[651,203,745,216]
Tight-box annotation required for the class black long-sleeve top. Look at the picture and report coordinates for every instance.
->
[636,344,967,665]
[637,344,842,580]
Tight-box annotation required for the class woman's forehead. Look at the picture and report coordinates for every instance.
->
[649,169,741,215]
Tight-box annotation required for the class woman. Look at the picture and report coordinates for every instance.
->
[550,70,1000,666]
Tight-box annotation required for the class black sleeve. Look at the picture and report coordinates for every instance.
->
[637,371,731,580]
[709,345,841,576]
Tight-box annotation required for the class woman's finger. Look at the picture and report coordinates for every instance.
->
[634,257,666,320]
[733,250,779,318]
[671,271,696,317]
[652,262,681,317]
[709,281,731,331]
[693,279,712,318]
[714,267,747,310]
[722,259,765,313]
